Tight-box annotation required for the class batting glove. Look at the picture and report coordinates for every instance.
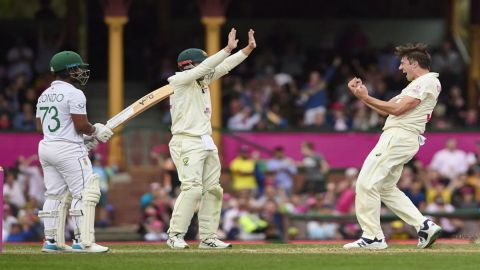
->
[83,134,99,151]
[93,123,114,143]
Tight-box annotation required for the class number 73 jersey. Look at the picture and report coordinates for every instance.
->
[36,80,87,143]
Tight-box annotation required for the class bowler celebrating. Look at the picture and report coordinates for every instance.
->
[344,43,442,250]
[166,28,256,249]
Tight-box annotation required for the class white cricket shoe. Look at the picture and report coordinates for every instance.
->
[199,238,232,249]
[41,240,72,253]
[167,234,189,249]
[71,240,109,253]
[343,237,388,250]
[417,219,442,249]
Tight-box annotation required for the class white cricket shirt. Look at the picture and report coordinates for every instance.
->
[168,50,248,136]
[36,80,87,143]
[383,72,441,134]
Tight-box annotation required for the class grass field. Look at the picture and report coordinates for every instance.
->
[1,241,480,270]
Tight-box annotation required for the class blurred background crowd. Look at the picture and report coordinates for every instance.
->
[1,0,479,243]
[0,30,472,132]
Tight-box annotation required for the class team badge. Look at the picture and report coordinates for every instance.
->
[182,157,189,166]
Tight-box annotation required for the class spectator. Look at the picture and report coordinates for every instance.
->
[430,138,469,180]
[16,155,45,206]
[140,182,162,210]
[309,109,332,131]
[298,141,329,194]
[335,167,358,215]
[3,168,26,211]
[2,205,18,242]
[298,71,328,126]
[6,223,36,242]
[229,145,257,194]
[403,180,426,211]
[227,106,261,130]
[266,146,297,195]
[13,103,36,131]
[431,40,465,89]
[329,102,351,131]
[6,38,34,82]
[0,112,11,130]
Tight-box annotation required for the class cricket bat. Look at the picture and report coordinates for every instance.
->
[105,85,173,129]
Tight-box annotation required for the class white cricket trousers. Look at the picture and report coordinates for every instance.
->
[38,140,93,197]
[355,127,425,239]
[168,134,223,240]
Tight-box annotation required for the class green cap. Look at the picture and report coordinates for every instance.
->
[177,48,208,67]
[49,51,88,73]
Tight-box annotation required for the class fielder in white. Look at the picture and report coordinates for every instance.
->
[166,28,256,249]
[36,51,113,253]
[344,43,442,250]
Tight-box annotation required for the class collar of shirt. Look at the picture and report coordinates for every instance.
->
[51,80,75,88]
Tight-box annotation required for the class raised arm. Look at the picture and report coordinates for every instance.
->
[210,29,257,82]
[348,77,420,116]
[168,28,239,85]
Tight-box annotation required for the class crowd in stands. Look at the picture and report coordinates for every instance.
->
[0,22,474,133]
[138,139,480,242]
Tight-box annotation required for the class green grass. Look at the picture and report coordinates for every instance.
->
[1,243,480,270]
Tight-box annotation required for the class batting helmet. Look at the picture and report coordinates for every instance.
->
[177,48,208,70]
[50,51,88,73]
[50,51,90,85]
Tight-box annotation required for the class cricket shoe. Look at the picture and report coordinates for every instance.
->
[167,233,189,249]
[71,239,109,253]
[41,240,73,253]
[417,219,442,249]
[199,238,232,249]
[343,237,388,250]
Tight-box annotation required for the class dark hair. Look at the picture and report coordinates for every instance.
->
[395,43,431,70]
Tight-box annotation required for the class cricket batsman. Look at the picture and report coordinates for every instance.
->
[344,43,442,249]
[36,51,113,252]
[166,28,256,249]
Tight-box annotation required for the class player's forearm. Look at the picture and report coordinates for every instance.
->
[213,51,248,79]
[365,102,389,116]
[362,96,400,116]
[72,114,96,135]
[79,123,95,135]
[241,45,255,56]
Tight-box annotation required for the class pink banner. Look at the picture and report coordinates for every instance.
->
[0,133,42,167]
[222,132,480,168]
[2,131,480,169]
[1,166,3,252]
[0,133,107,168]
